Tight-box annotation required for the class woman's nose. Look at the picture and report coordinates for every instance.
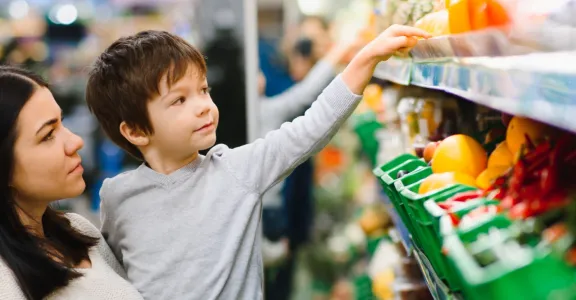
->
[64,129,84,156]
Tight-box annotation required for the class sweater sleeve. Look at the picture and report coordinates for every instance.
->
[66,212,128,280]
[222,75,362,194]
[98,182,124,273]
[259,60,336,135]
[0,259,26,300]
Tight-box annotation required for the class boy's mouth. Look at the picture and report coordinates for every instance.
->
[195,122,214,132]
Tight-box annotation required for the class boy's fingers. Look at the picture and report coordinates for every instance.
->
[386,25,432,39]
[384,36,418,53]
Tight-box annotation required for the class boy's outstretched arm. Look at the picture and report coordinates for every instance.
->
[221,25,431,195]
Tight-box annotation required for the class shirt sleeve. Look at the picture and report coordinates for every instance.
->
[259,60,336,135]
[66,212,128,279]
[0,261,26,300]
[222,75,362,195]
[99,181,125,275]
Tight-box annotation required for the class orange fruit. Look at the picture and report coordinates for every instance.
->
[419,172,477,194]
[431,134,488,178]
[476,166,509,190]
[488,142,513,168]
[506,117,553,157]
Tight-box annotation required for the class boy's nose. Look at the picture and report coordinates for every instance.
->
[197,99,212,116]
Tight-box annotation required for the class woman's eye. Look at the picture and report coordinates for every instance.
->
[173,97,186,105]
[42,130,55,142]
[201,87,212,95]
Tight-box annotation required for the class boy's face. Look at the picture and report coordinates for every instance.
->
[146,64,219,161]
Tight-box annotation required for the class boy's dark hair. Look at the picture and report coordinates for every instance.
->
[86,30,206,159]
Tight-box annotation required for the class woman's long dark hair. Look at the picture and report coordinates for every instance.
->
[0,66,98,300]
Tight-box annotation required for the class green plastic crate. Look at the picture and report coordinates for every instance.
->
[424,186,481,235]
[421,192,498,291]
[377,159,428,239]
[373,153,417,180]
[352,111,383,167]
[398,182,474,282]
[443,215,576,300]
[353,274,374,300]
[400,182,468,247]
[390,166,433,245]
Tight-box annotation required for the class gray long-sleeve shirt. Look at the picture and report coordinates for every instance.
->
[100,75,362,300]
[259,60,335,209]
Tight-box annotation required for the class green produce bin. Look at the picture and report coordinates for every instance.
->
[373,153,417,180]
[353,274,373,300]
[422,191,497,291]
[443,215,576,300]
[398,182,474,283]
[375,157,428,239]
[352,111,383,167]
[400,182,468,247]
[391,166,433,246]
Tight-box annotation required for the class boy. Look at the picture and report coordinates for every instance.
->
[86,26,429,300]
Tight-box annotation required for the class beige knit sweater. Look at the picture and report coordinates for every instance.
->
[0,213,143,300]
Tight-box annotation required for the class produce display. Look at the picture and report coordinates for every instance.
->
[327,1,576,299]
[373,95,576,299]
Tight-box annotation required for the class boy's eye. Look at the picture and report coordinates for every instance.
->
[201,87,212,95]
[42,129,55,142]
[172,97,186,105]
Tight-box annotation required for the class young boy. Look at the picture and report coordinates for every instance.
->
[86,26,429,300]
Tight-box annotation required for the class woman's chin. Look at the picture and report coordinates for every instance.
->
[63,178,86,200]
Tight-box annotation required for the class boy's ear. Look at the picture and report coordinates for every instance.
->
[119,121,150,147]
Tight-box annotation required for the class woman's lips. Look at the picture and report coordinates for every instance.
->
[69,162,83,174]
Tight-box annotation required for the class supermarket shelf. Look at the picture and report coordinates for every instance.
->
[413,247,463,300]
[374,52,576,133]
[379,192,462,300]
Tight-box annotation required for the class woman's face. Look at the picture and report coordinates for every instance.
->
[288,54,315,82]
[11,87,85,203]
[300,19,332,60]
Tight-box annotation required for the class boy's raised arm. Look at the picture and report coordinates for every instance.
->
[221,25,431,194]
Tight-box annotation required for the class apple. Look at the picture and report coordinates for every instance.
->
[423,141,440,163]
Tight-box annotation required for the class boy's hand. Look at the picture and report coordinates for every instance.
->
[342,25,431,94]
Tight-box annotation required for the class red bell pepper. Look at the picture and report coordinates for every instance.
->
[448,212,460,225]
[437,202,454,210]
[449,190,484,202]
[509,202,529,219]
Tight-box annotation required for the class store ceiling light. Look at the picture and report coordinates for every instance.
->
[9,0,30,19]
[50,4,78,25]
[297,0,326,15]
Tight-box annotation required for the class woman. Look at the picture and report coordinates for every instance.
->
[0,66,142,300]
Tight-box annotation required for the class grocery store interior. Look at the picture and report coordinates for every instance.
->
[2,0,576,299]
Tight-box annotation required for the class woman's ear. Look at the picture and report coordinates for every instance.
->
[119,121,150,147]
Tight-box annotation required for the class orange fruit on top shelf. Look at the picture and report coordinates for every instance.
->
[488,142,513,168]
[476,166,509,190]
[418,172,477,194]
[448,0,472,34]
[431,134,488,178]
[506,116,555,157]
[469,0,489,30]
[486,0,510,27]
